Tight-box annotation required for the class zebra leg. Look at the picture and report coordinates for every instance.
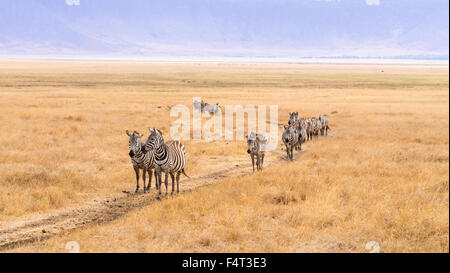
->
[257,153,261,170]
[154,168,159,190]
[256,154,259,170]
[157,169,162,198]
[142,167,147,193]
[170,172,175,196]
[256,153,260,171]
[251,153,255,173]
[260,153,264,170]
[146,168,152,191]
[164,171,169,196]
[176,172,181,194]
[134,166,140,193]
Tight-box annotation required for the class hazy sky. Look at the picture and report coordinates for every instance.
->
[0,0,448,59]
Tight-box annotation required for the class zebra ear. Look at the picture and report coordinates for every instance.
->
[126,130,131,136]
[148,127,154,133]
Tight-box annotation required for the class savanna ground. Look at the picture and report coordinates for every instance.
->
[0,60,448,252]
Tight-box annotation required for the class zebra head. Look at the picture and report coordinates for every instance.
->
[245,132,259,154]
[126,130,144,158]
[145,127,164,152]
[288,112,299,125]
[282,124,297,144]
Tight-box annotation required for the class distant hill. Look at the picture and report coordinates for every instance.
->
[0,0,448,59]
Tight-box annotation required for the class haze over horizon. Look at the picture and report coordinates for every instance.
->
[0,0,448,60]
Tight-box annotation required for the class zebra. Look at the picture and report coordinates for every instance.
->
[144,128,189,198]
[311,118,322,138]
[318,114,330,136]
[296,122,307,151]
[305,118,313,141]
[193,99,204,111]
[289,120,307,151]
[288,112,299,126]
[282,124,299,160]
[126,130,157,193]
[246,132,267,172]
[203,103,220,115]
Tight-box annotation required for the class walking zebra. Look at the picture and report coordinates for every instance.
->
[282,124,299,160]
[144,128,189,197]
[311,118,322,138]
[126,130,157,193]
[296,122,307,151]
[246,132,267,172]
[288,112,299,126]
[318,114,330,136]
[305,118,313,141]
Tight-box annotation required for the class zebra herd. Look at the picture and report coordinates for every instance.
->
[193,99,221,115]
[282,112,330,160]
[243,112,331,172]
[126,112,330,197]
[126,128,188,198]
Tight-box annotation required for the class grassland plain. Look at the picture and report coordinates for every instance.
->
[0,60,448,252]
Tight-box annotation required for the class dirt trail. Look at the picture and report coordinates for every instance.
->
[0,148,305,251]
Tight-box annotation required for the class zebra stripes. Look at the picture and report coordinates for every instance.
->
[144,127,188,197]
[246,132,267,172]
[282,124,299,160]
[126,130,157,193]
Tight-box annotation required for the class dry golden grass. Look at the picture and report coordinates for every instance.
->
[0,60,448,252]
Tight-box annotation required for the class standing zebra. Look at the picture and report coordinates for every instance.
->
[203,102,220,115]
[246,132,267,172]
[318,114,330,136]
[282,124,299,160]
[144,128,189,197]
[126,130,157,193]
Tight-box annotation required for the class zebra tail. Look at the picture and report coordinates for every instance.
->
[181,168,190,178]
